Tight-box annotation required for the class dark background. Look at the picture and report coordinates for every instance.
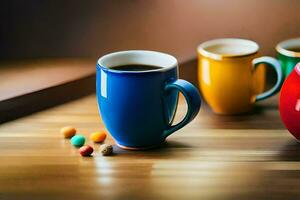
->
[1,0,300,62]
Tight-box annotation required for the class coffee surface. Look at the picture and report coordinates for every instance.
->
[111,64,162,71]
[287,47,300,52]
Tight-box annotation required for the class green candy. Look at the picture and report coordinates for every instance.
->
[71,135,85,147]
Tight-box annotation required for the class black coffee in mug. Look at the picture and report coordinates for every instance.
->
[287,47,300,52]
[111,64,162,71]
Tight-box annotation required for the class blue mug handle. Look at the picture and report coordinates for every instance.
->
[254,56,284,101]
[163,79,201,138]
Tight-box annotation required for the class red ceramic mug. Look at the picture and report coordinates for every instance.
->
[280,62,300,140]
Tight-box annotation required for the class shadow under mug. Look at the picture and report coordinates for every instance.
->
[96,50,201,150]
[197,38,284,115]
[276,38,300,78]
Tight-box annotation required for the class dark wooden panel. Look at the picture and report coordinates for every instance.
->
[0,59,95,123]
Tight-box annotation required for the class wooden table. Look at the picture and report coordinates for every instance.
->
[0,94,299,200]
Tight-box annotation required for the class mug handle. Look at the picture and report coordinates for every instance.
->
[163,79,201,138]
[253,56,284,101]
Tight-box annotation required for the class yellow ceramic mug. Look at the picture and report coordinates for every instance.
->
[197,38,284,114]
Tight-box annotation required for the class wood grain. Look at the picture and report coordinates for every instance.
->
[0,94,299,200]
[0,59,95,123]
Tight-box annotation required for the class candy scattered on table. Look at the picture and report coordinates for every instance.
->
[60,126,76,138]
[90,131,107,143]
[100,144,113,156]
[79,145,94,156]
[71,135,85,147]
[60,126,114,157]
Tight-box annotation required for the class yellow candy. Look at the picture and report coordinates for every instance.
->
[90,131,107,143]
[61,126,76,138]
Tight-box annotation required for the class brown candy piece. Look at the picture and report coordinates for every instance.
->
[100,144,113,156]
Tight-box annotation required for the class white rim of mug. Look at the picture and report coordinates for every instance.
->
[197,38,259,60]
[276,38,300,58]
[97,50,178,73]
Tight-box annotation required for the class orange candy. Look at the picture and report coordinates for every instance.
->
[61,126,76,138]
[90,131,107,143]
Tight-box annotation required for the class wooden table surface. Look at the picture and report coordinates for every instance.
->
[0,93,299,200]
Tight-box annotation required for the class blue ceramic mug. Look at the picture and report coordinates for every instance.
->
[96,50,201,150]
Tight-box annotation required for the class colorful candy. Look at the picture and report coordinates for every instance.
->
[90,131,107,143]
[61,126,76,138]
[60,126,115,157]
[71,135,85,147]
[100,144,113,156]
[79,145,94,156]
